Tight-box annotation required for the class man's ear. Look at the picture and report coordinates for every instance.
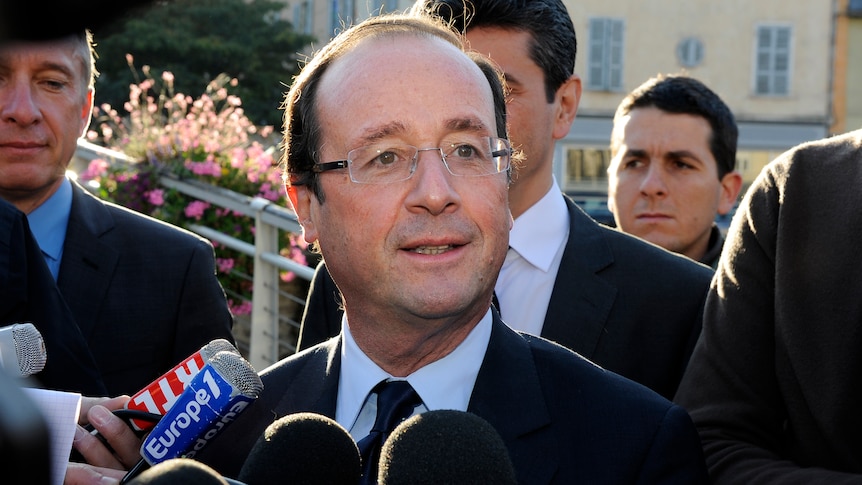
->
[551,74,582,140]
[286,184,319,244]
[80,88,94,136]
[717,171,743,215]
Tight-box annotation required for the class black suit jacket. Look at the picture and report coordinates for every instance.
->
[49,181,235,395]
[298,197,712,399]
[200,314,708,483]
[0,198,106,394]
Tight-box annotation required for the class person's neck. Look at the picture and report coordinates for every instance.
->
[508,174,556,220]
[0,179,64,214]
[347,307,487,377]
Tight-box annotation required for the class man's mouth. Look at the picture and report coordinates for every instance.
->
[410,244,455,255]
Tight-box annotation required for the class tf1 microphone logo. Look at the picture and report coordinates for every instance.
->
[141,364,254,464]
[131,353,206,416]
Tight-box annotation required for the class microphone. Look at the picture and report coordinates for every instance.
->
[237,412,361,485]
[126,458,246,485]
[0,323,47,377]
[378,410,517,484]
[125,339,239,430]
[123,351,263,483]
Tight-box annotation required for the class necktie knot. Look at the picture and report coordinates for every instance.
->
[358,380,422,484]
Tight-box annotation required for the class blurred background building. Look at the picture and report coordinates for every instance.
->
[274,0,861,202]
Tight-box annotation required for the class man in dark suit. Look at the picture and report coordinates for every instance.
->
[0,31,234,396]
[676,130,862,482]
[298,0,713,400]
[71,12,707,485]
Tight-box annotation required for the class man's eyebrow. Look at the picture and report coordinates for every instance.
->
[445,117,491,134]
[622,148,648,159]
[666,150,704,163]
[355,117,492,144]
[29,58,77,79]
[358,121,408,144]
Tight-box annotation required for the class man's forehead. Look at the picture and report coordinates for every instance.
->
[0,37,84,70]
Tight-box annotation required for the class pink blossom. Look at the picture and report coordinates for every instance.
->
[216,257,235,274]
[145,189,165,206]
[230,300,253,316]
[184,200,210,220]
[78,159,110,181]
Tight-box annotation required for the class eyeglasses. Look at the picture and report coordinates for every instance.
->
[312,136,512,185]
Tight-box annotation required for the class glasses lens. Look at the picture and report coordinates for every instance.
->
[346,144,417,184]
[442,137,510,177]
[343,137,510,184]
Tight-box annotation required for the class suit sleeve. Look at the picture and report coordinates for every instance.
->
[171,237,235,362]
[296,261,343,352]
[636,404,708,484]
[674,156,862,483]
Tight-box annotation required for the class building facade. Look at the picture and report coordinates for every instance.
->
[279,1,850,196]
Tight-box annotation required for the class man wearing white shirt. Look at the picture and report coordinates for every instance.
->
[298,0,713,401]
[68,13,709,485]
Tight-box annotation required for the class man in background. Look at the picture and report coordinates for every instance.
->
[0,31,234,395]
[607,74,742,268]
[298,0,713,400]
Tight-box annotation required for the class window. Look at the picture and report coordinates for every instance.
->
[754,24,792,96]
[677,37,704,68]
[293,1,313,35]
[587,18,624,91]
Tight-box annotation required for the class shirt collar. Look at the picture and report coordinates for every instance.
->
[336,309,492,429]
[27,177,73,262]
[509,178,569,272]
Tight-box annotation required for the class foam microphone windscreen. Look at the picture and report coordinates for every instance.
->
[0,323,47,377]
[378,410,518,485]
[238,412,361,485]
[126,458,229,485]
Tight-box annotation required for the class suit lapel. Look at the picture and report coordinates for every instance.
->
[272,336,341,418]
[540,197,617,360]
[469,314,558,483]
[58,182,119,339]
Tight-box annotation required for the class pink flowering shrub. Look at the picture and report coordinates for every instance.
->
[80,65,313,316]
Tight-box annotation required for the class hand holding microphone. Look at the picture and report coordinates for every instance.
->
[121,350,263,483]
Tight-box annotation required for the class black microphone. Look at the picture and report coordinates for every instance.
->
[0,323,47,377]
[237,412,361,485]
[126,458,245,485]
[0,367,51,485]
[378,410,518,484]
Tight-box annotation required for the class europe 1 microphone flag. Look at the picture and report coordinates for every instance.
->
[125,339,239,430]
[131,350,263,480]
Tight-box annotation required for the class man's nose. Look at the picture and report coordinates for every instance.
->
[639,163,667,197]
[405,148,461,215]
[1,82,41,125]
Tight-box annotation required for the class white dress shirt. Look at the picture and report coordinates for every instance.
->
[495,180,569,336]
[336,310,491,440]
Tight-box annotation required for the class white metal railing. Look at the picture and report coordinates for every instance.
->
[73,139,311,371]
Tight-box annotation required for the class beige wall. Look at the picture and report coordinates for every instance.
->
[846,19,862,131]
[564,0,833,124]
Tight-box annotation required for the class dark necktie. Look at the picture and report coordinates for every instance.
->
[357,380,422,485]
